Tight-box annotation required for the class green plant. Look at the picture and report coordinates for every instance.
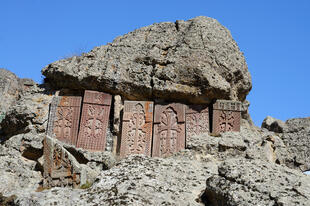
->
[80,181,93,189]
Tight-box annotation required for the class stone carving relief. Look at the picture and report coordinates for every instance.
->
[47,96,82,145]
[186,105,209,138]
[212,100,241,134]
[43,137,81,188]
[120,101,153,157]
[152,103,185,157]
[76,90,112,151]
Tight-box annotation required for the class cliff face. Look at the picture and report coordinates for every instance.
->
[0,17,309,206]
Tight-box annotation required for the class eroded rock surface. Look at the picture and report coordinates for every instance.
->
[205,158,310,206]
[282,117,310,171]
[262,116,310,171]
[42,16,251,104]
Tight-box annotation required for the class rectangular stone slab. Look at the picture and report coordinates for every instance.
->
[186,105,209,138]
[212,100,241,134]
[152,103,186,157]
[46,96,82,145]
[76,90,112,151]
[43,136,81,188]
[120,101,154,157]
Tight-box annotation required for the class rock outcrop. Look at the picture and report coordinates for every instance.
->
[262,115,286,133]
[1,16,309,206]
[262,116,310,171]
[205,158,310,206]
[42,16,252,104]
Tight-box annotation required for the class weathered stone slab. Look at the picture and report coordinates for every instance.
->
[43,136,81,188]
[120,101,154,157]
[76,90,112,151]
[152,103,186,157]
[46,96,82,145]
[186,105,209,138]
[212,100,241,134]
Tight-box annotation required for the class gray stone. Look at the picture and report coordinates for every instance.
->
[281,117,310,171]
[204,158,310,206]
[0,69,20,132]
[42,16,252,104]
[261,116,286,133]
[63,143,117,172]
[0,91,53,137]
[0,134,43,196]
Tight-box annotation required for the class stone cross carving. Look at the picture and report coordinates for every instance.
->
[152,103,185,157]
[47,96,82,145]
[43,137,81,188]
[186,105,209,138]
[120,101,154,157]
[212,100,242,134]
[76,90,112,151]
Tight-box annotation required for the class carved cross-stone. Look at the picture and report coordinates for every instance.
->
[212,100,242,134]
[120,101,154,157]
[76,90,112,151]
[43,137,81,188]
[186,105,209,139]
[152,103,186,157]
[46,96,82,145]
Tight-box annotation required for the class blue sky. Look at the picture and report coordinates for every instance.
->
[1,0,309,126]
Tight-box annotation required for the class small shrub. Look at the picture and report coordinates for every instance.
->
[80,181,93,189]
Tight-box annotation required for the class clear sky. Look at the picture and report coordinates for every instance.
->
[1,0,309,126]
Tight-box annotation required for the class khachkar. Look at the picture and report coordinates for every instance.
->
[47,96,82,145]
[43,136,81,188]
[186,105,209,138]
[212,100,242,134]
[76,90,112,151]
[152,103,186,157]
[120,101,154,157]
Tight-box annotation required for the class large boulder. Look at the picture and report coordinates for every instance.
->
[42,16,252,104]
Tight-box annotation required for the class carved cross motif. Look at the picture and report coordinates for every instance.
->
[212,100,241,134]
[218,111,235,132]
[54,107,74,141]
[186,112,209,137]
[83,105,105,139]
[152,103,185,157]
[76,90,112,151]
[46,96,82,145]
[158,107,182,156]
[43,137,81,189]
[120,101,153,157]
[127,104,146,154]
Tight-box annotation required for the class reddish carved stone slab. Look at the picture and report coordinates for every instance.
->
[186,105,209,138]
[43,137,81,188]
[212,100,241,134]
[76,90,112,151]
[47,96,82,145]
[152,103,186,157]
[120,101,154,157]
